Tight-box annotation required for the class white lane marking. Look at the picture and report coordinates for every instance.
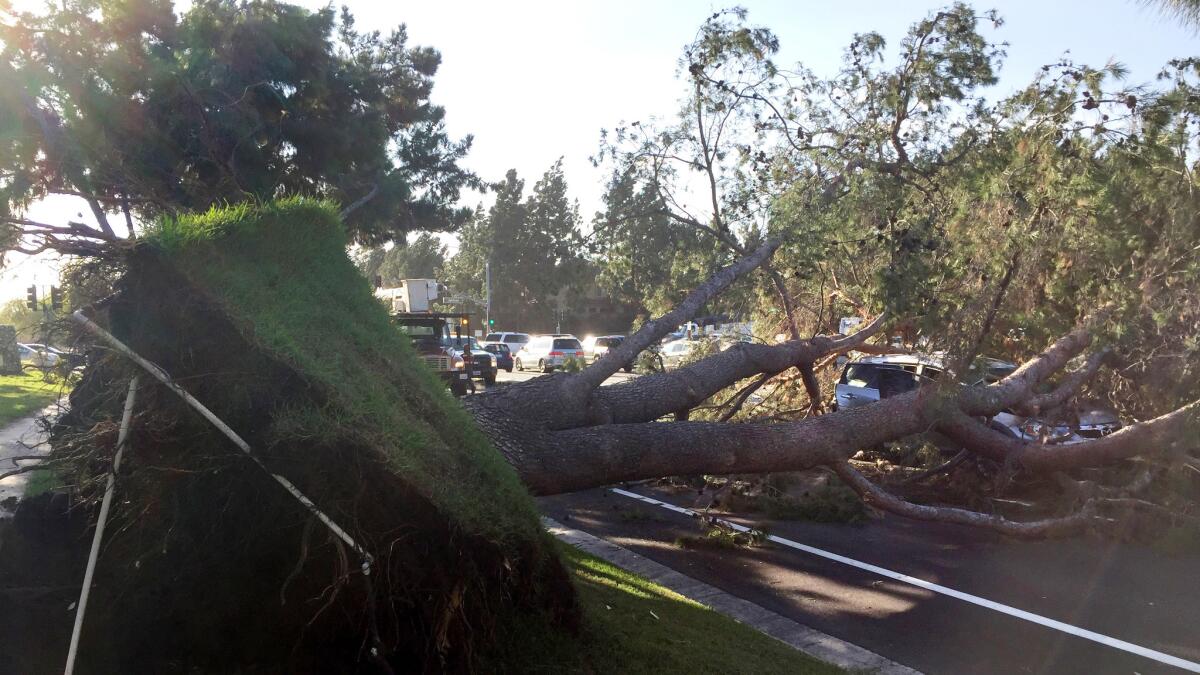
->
[609,487,1200,673]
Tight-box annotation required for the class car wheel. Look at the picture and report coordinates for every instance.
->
[484,372,496,386]
[623,364,633,373]
[514,358,523,371]
[539,359,550,373]
[450,379,468,397]
[505,365,513,373]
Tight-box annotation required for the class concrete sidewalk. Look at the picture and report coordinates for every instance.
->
[0,405,60,511]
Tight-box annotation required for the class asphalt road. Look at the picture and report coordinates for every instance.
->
[486,366,640,388]
[540,485,1200,675]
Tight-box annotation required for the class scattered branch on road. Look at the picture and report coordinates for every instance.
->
[831,462,1099,538]
[717,373,772,422]
[900,449,969,484]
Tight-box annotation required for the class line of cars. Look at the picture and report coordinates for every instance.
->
[480,332,632,373]
[481,330,749,375]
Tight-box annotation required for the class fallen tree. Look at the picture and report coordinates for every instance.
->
[27,200,1200,672]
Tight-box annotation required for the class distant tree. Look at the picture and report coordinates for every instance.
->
[357,233,446,286]
[0,0,477,255]
[444,162,585,331]
[591,168,710,319]
[0,298,43,342]
[523,159,585,305]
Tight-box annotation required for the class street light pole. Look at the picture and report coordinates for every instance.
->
[485,261,491,331]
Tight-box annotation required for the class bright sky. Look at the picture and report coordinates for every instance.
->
[2,0,1196,300]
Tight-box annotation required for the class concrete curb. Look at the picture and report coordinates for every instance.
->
[544,516,922,675]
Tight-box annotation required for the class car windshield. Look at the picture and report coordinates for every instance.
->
[485,344,509,353]
[842,363,881,388]
[553,338,582,350]
[396,322,445,349]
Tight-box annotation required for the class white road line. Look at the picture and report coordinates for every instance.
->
[609,487,1200,673]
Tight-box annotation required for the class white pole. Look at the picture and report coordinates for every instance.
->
[64,376,139,675]
[485,261,491,330]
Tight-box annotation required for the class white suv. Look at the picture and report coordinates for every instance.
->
[514,335,585,373]
[482,332,531,352]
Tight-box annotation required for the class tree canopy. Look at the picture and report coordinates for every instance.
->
[0,0,477,252]
[597,4,1200,417]
[356,232,447,286]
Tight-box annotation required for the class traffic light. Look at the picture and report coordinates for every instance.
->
[488,318,495,327]
[25,285,37,311]
[50,286,63,311]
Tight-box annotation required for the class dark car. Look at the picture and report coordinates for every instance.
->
[445,336,497,385]
[483,343,514,372]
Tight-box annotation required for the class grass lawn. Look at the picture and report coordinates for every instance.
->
[0,369,67,428]
[487,543,843,674]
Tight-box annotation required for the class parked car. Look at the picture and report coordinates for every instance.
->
[23,343,85,368]
[444,336,497,385]
[581,335,634,373]
[482,343,514,372]
[514,335,585,373]
[833,353,1123,445]
[481,332,531,352]
[659,339,698,370]
[17,343,60,369]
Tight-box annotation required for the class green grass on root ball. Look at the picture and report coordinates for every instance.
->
[145,198,542,549]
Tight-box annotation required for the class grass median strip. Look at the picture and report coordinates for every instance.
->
[486,543,842,674]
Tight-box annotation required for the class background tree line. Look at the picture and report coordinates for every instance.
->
[359,159,645,334]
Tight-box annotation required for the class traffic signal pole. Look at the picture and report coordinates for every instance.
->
[26,285,64,312]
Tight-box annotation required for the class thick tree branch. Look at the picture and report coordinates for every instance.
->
[20,94,117,239]
[340,183,380,219]
[586,313,887,425]
[831,462,1096,538]
[716,373,771,423]
[513,391,927,495]
[1013,348,1113,417]
[957,316,1102,416]
[576,237,782,391]
[798,363,823,414]
[939,399,1200,472]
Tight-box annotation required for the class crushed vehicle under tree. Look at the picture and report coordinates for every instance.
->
[834,353,1123,445]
